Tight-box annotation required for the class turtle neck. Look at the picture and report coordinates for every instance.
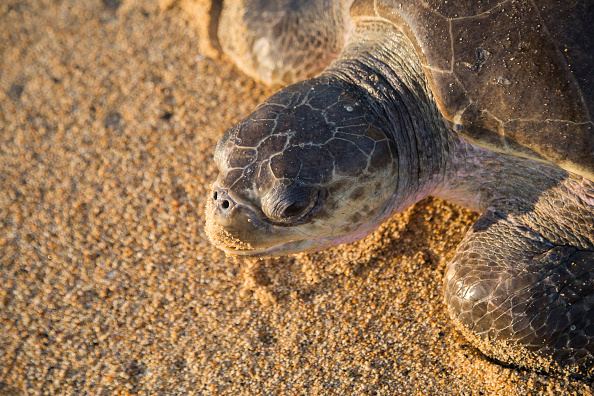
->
[320,19,456,213]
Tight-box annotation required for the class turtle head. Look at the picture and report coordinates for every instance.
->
[205,79,399,255]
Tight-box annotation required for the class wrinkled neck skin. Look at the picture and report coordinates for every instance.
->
[324,19,571,215]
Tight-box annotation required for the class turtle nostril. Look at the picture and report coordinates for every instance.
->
[212,187,234,212]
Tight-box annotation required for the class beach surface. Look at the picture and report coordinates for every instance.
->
[1,1,592,394]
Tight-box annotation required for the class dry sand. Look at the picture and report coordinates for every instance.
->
[0,0,592,395]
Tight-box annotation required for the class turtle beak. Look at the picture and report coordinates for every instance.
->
[205,186,261,252]
[205,184,324,255]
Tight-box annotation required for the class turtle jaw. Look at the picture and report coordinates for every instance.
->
[204,187,386,257]
[204,184,397,257]
[207,218,378,257]
[204,194,321,256]
[215,238,320,257]
[210,213,389,257]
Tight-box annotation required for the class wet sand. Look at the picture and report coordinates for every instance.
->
[1,1,592,394]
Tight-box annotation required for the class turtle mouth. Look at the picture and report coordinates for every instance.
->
[205,182,397,256]
[205,197,336,256]
[205,184,329,255]
[214,216,385,257]
[215,234,341,256]
[205,194,314,254]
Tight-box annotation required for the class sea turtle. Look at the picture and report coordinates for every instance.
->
[203,0,594,377]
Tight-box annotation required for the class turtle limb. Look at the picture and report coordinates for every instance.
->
[444,200,594,377]
[217,0,353,85]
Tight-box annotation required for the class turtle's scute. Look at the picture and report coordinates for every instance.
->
[370,0,594,180]
[235,118,276,147]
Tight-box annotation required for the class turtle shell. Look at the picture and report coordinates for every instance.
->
[352,0,594,180]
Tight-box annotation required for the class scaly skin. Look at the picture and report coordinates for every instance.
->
[218,0,354,85]
[206,19,594,376]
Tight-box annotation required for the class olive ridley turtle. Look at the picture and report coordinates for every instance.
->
[204,0,594,377]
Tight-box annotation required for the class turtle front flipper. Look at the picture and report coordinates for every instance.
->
[444,197,594,377]
[216,0,352,85]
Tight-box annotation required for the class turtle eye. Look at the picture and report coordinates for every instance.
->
[283,200,310,218]
[262,186,319,223]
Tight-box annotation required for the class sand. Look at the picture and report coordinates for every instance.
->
[0,0,592,395]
